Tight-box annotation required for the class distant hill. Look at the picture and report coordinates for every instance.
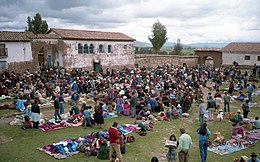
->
[133,41,152,47]
[134,41,228,48]
[185,43,228,48]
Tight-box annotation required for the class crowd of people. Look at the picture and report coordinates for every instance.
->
[0,62,260,162]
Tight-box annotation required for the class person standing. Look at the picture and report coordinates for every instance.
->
[94,103,104,128]
[248,152,260,162]
[130,92,137,118]
[177,128,192,162]
[31,99,40,129]
[53,95,62,122]
[198,99,206,125]
[207,96,216,121]
[59,93,65,114]
[223,91,231,113]
[247,84,254,102]
[83,106,93,129]
[242,100,250,118]
[197,123,211,162]
[108,122,122,162]
[166,134,178,162]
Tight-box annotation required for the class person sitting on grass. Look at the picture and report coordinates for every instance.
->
[70,102,80,116]
[251,117,260,129]
[237,92,245,101]
[230,110,243,124]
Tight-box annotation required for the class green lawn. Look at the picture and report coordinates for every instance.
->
[0,91,260,162]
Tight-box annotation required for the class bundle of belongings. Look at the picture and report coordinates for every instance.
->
[38,124,137,159]
[165,140,178,149]
[208,129,260,155]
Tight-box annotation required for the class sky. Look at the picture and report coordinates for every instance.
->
[0,0,260,44]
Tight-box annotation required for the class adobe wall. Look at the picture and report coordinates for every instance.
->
[195,51,222,67]
[62,40,135,70]
[134,54,199,67]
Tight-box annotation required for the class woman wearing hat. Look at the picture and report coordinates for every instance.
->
[248,152,260,162]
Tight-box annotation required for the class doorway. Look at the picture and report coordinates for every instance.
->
[93,60,101,72]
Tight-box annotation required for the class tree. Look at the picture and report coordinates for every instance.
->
[148,20,168,52]
[173,42,183,55]
[26,13,48,34]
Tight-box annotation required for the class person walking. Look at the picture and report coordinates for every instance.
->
[242,100,250,118]
[130,92,137,118]
[177,128,192,162]
[223,91,231,113]
[108,122,122,162]
[207,96,216,121]
[197,123,211,162]
[198,99,206,125]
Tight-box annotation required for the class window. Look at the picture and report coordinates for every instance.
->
[108,45,112,53]
[258,56,260,61]
[0,61,7,70]
[89,44,95,54]
[123,45,127,49]
[99,44,104,53]
[78,43,83,54]
[245,56,250,60]
[84,44,89,54]
[0,44,7,57]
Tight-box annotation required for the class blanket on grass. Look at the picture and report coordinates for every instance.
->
[38,124,137,159]
[208,130,260,155]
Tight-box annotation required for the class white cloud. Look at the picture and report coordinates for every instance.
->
[0,0,259,43]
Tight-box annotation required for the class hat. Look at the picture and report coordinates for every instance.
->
[237,109,241,113]
[219,109,223,112]
[241,156,248,161]
[199,99,204,102]
[123,96,127,99]
[82,101,86,104]
[251,152,257,157]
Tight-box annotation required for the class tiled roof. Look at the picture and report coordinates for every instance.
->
[222,42,260,53]
[48,28,135,41]
[194,48,221,52]
[0,31,32,42]
[32,34,61,39]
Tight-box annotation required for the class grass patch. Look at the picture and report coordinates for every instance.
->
[0,92,260,162]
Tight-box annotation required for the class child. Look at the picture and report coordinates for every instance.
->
[217,109,224,121]
[166,134,178,162]
[123,100,131,116]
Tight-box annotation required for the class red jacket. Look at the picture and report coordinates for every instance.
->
[108,127,120,144]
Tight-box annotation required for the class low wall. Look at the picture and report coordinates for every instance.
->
[134,54,199,67]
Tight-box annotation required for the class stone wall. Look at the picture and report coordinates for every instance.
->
[134,54,199,67]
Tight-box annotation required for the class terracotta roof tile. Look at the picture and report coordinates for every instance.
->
[194,48,221,52]
[0,31,32,42]
[222,42,260,53]
[48,28,135,41]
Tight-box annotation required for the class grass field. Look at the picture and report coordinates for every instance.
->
[0,84,260,162]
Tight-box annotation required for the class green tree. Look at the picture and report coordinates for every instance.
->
[173,42,183,55]
[26,13,48,34]
[148,20,168,52]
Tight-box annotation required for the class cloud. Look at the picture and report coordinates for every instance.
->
[0,0,259,43]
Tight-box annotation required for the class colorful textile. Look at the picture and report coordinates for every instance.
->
[39,124,136,159]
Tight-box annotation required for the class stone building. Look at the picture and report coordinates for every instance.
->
[0,28,135,73]
[222,42,260,66]
[0,31,34,72]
